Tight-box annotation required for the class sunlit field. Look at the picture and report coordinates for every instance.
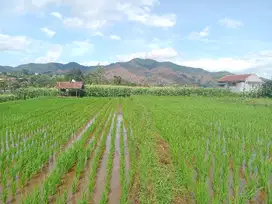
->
[0,96,271,203]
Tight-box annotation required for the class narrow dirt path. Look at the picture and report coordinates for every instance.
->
[108,113,122,204]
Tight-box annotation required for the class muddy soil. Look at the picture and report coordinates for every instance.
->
[92,114,116,203]
[6,116,96,204]
[108,113,122,204]
[51,115,112,204]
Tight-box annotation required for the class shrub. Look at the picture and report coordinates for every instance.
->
[85,85,238,97]
[260,81,272,98]
[0,94,18,103]
[13,88,58,99]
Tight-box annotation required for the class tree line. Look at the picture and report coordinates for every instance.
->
[0,66,137,93]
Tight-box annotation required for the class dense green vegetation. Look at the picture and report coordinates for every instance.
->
[0,96,271,203]
[0,85,241,103]
[123,96,272,203]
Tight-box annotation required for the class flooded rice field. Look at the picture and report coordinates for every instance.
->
[1,96,272,203]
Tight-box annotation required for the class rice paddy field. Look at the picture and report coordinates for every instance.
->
[0,96,271,204]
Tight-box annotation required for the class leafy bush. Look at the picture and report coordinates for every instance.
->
[1,85,265,103]
[85,85,131,97]
[260,81,272,98]
[13,88,58,99]
[85,85,238,97]
[0,94,18,103]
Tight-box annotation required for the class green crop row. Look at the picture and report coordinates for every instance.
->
[0,98,109,203]
[0,86,266,103]
[85,85,239,97]
[135,96,272,203]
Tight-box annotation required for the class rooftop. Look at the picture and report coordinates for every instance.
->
[218,74,253,82]
[56,81,84,89]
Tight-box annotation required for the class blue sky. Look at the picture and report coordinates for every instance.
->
[0,0,271,77]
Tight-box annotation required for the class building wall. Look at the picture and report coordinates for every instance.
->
[221,75,264,93]
[229,82,244,92]
[246,74,264,83]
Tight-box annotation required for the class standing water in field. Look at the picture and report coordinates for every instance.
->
[92,114,115,203]
[108,113,122,204]
[7,116,96,204]
[65,117,96,150]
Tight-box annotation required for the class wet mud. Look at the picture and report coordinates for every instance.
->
[108,113,122,204]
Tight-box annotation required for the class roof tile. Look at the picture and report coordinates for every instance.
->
[218,74,252,82]
[56,82,84,89]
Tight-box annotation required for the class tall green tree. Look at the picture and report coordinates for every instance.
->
[9,81,21,91]
[65,68,85,81]
[113,76,122,85]
[29,75,55,87]
[86,64,108,84]
[261,80,272,97]
[0,80,8,92]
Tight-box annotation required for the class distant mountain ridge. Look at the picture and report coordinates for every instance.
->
[0,58,233,86]
[1,62,93,74]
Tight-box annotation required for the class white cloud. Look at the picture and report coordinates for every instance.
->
[180,51,272,78]
[69,40,93,56]
[35,44,62,63]
[182,58,252,72]
[62,17,105,30]
[6,0,175,29]
[93,31,104,37]
[81,61,110,66]
[40,27,56,38]
[188,26,210,40]
[63,17,84,28]
[147,14,176,27]
[117,3,176,28]
[86,20,106,30]
[219,17,243,28]
[147,37,173,49]
[117,47,178,61]
[0,33,30,51]
[115,48,272,78]
[110,35,121,40]
[51,11,62,20]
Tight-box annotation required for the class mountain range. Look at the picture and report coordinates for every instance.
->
[0,58,234,86]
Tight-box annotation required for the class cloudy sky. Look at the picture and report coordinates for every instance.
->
[0,0,271,77]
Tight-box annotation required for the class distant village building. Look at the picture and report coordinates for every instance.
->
[218,74,264,93]
[56,80,84,97]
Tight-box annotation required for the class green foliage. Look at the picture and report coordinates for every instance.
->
[0,94,18,103]
[0,80,8,92]
[85,85,238,97]
[85,85,131,97]
[29,75,56,87]
[65,68,85,82]
[85,66,108,85]
[260,80,272,98]
[129,96,272,203]
[13,88,58,99]
[113,76,122,85]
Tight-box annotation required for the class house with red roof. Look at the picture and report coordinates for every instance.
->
[218,74,264,92]
[56,80,84,96]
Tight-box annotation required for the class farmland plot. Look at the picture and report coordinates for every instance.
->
[0,98,130,204]
[124,96,272,203]
[1,96,271,204]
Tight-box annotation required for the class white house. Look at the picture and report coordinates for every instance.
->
[218,74,264,93]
